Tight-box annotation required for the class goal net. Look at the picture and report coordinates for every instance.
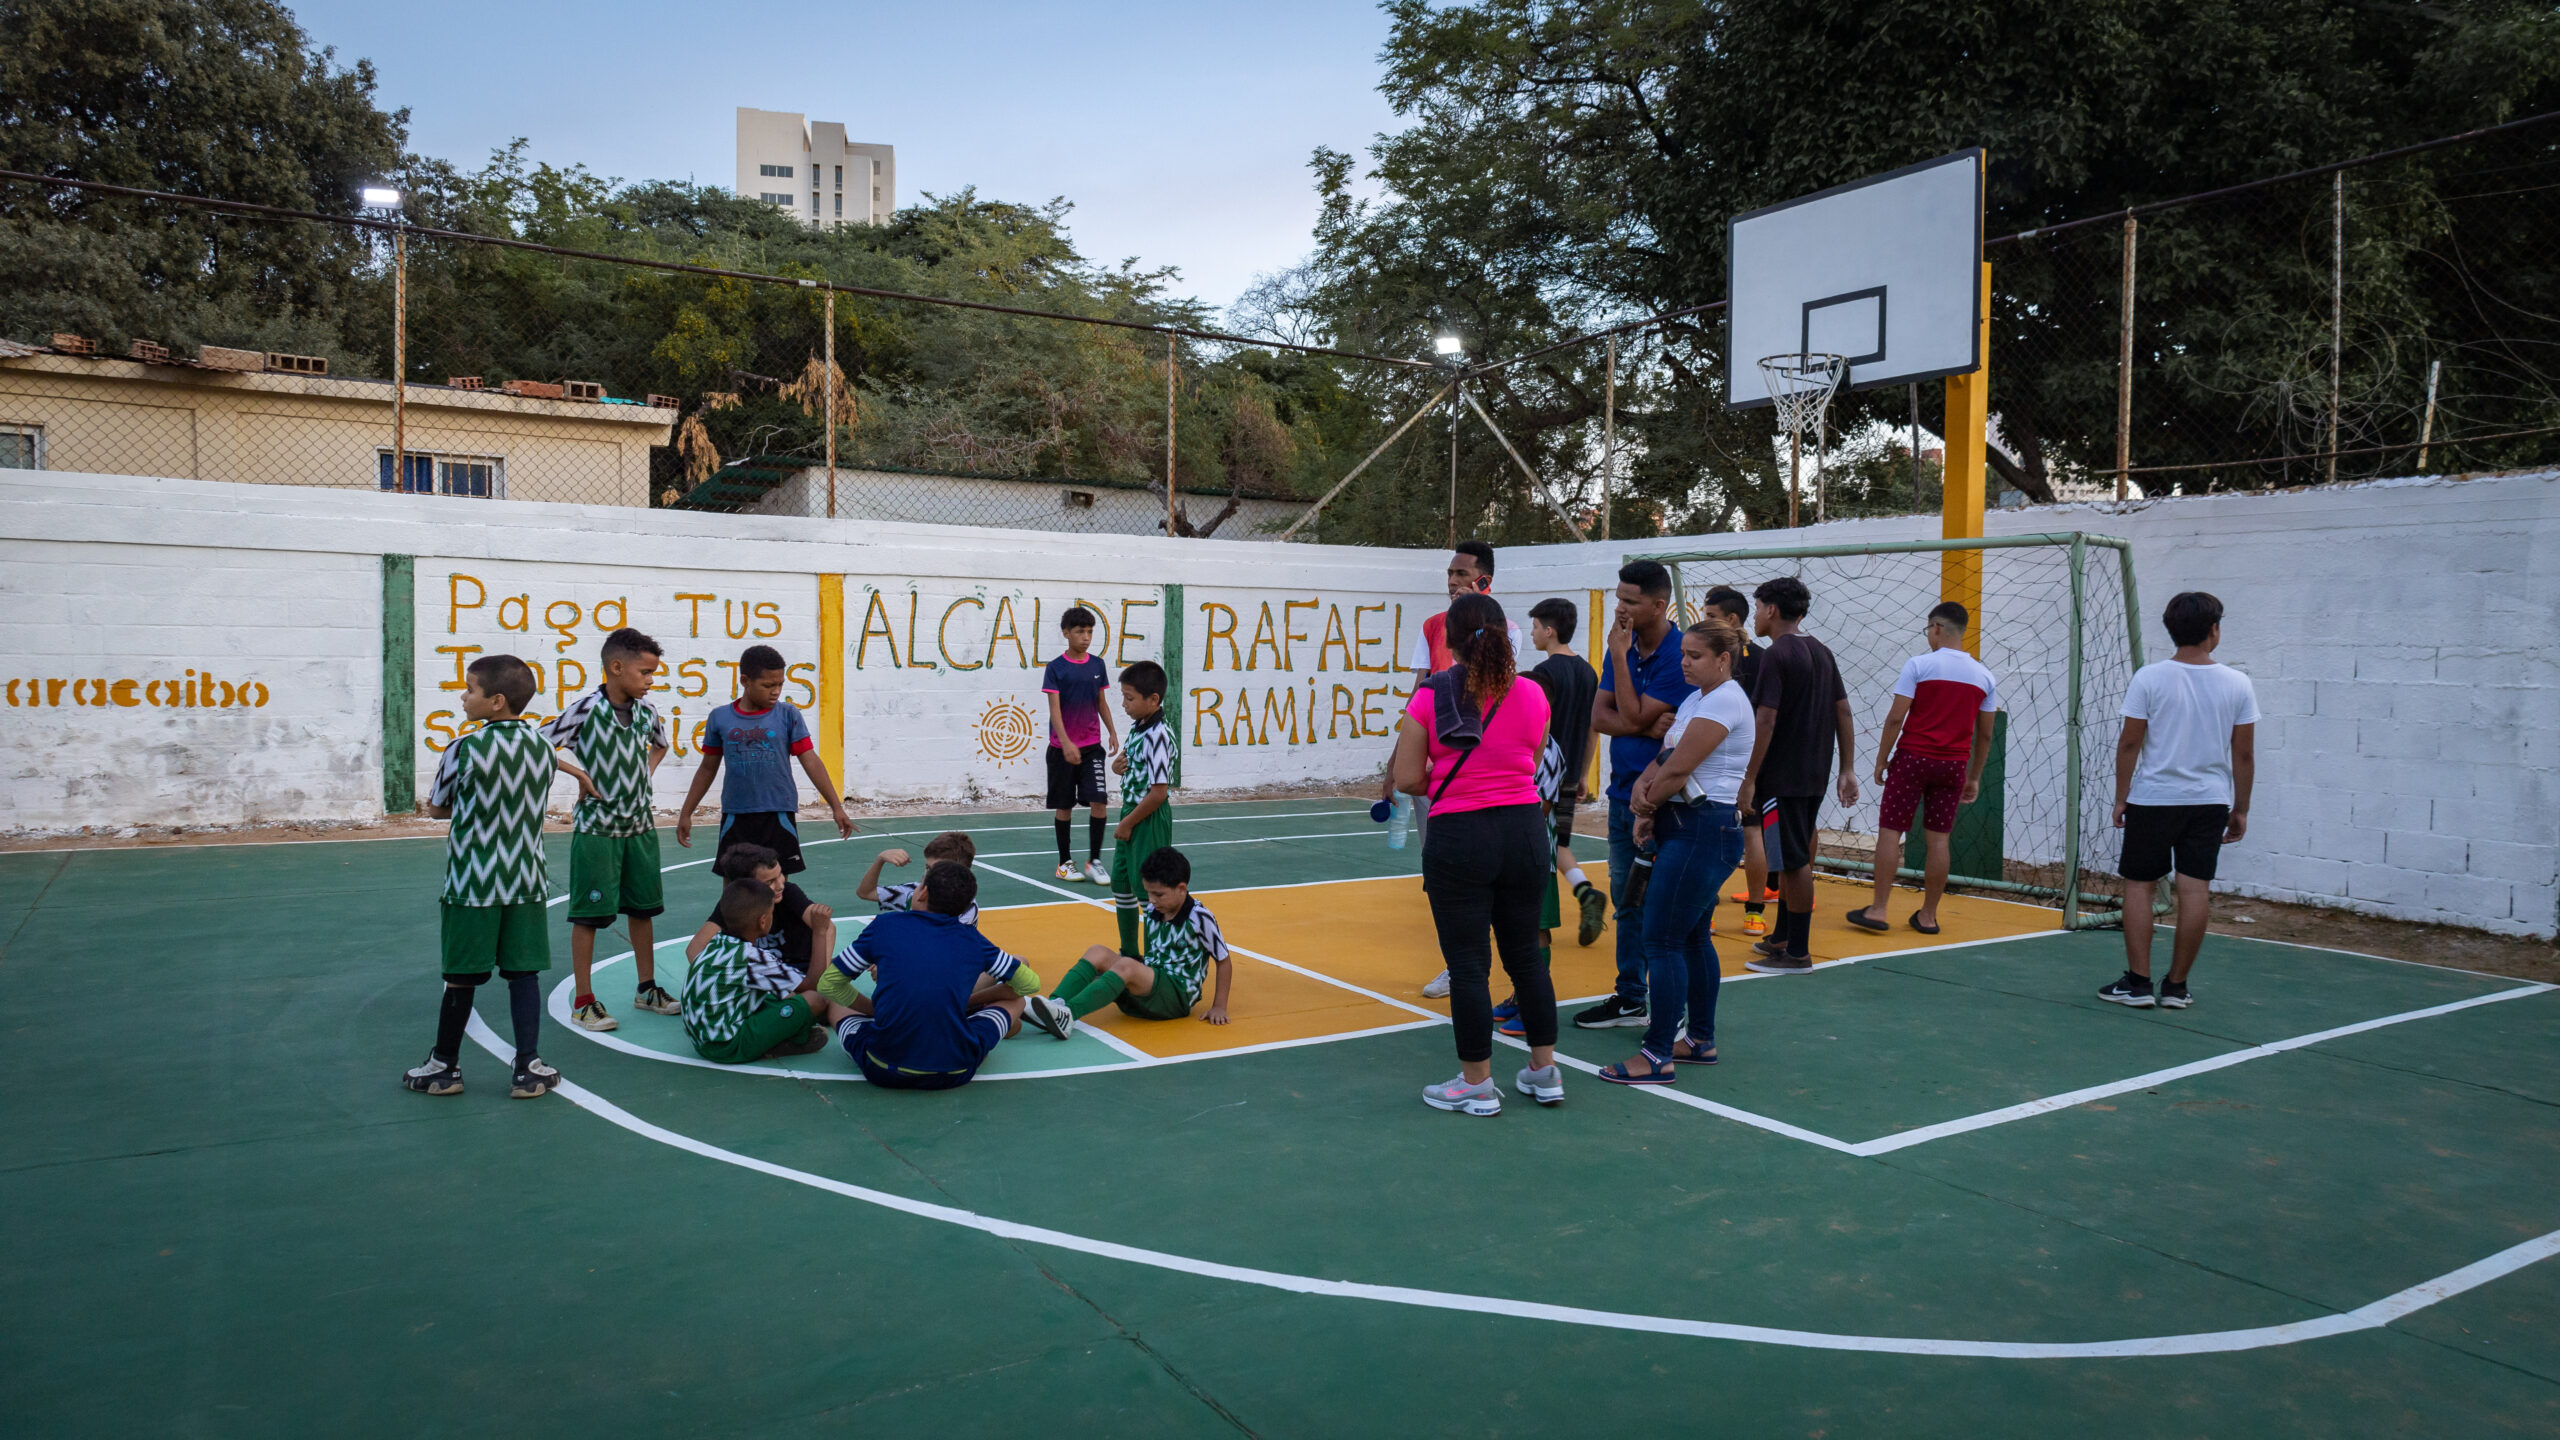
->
[1642,534,2144,928]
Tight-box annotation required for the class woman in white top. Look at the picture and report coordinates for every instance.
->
[1606,616,1755,1086]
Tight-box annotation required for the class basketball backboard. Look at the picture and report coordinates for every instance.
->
[1724,149,1983,407]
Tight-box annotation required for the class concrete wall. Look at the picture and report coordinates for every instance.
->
[0,354,670,506]
[4,465,2552,937]
[1506,470,2560,939]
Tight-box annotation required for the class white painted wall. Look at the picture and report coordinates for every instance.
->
[5,466,2552,938]
[1505,470,2560,939]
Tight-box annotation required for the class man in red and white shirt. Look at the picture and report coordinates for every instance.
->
[1847,602,1998,936]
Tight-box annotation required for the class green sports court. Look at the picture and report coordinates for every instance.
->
[6,798,2556,1437]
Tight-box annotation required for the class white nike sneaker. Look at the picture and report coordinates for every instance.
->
[1422,969,1452,999]
[1055,862,1081,883]
[1084,860,1110,886]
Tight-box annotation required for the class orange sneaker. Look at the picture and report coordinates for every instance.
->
[1742,910,1768,937]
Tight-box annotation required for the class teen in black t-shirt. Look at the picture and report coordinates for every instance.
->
[1525,597,1608,952]
[1738,577,1857,973]
[689,841,837,987]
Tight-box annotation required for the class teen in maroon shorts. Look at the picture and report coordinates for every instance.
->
[1848,602,1997,936]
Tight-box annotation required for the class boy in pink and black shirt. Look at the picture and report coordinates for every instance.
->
[1848,602,1997,935]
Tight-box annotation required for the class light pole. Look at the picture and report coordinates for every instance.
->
[362,185,406,492]
[1435,335,1464,546]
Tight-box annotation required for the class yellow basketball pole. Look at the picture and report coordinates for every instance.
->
[1941,260,1991,656]
[816,574,845,787]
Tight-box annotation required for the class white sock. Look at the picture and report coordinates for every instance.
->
[1566,866,1590,888]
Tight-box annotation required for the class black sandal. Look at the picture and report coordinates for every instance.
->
[1907,914,1941,935]
[1845,905,1891,932]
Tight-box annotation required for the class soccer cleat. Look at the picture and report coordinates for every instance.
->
[1023,994,1075,1040]
[402,1055,464,1096]
[2097,972,2157,1007]
[2157,981,2192,1010]
[1055,862,1082,883]
[1742,910,1768,937]
[1422,1074,1503,1116]
[1576,887,1607,947]
[1422,969,1452,999]
[510,1057,559,1099]
[572,1000,618,1032]
[1744,953,1813,975]
[1084,860,1110,886]
[1513,1065,1565,1106]
[632,981,680,1015]
[1573,995,1648,1029]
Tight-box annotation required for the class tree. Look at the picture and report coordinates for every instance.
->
[1297,0,2560,539]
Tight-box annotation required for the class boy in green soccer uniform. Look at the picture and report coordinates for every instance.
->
[1107,661,1175,958]
[404,654,596,1100]
[1023,847,1231,1039]
[543,627,676,1032]
[681,879,827,1064]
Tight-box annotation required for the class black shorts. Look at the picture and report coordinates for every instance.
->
[1045,745,1106,809]
[2120,803,2229,882]
[717,810,805,874]
[1761,794,1821,872]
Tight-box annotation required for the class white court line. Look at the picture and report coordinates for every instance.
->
[1848,982,2557,1156]
[972,827,1385,864]
[464,1011,2560,1360]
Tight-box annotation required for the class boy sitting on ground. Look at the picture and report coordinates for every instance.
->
[1023,846,1231,1039]
[686,842,836,991]
[680,879,828,1064]
[857,831,980,925]
[813,863,1039,1090]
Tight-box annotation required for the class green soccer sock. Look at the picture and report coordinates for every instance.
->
[1061,970,1129,1019]
[1052,958,1098,1001]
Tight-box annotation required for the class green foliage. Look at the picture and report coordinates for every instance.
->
[1294,0,2560,537]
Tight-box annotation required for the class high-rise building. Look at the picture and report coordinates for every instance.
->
[734,108,895,228]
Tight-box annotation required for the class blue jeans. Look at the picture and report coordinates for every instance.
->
[1607,794,1651,1001]
[1640,801,1744,1063]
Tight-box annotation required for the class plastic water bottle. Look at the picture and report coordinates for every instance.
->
[1386,795,1410,850]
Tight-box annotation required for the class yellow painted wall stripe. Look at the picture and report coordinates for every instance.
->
[817,574,845,786]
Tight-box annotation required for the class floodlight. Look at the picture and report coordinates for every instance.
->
[360,186,402,208]
[1433,335,1464,356]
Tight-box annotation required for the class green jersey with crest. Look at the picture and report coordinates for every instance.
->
[541,685,667,837]
[431,717,555,906]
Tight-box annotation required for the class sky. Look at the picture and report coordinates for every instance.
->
[287,0,1406,319]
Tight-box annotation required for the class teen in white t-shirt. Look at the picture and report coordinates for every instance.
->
[2102,592,2259,1014]
[1663,681,1756,803]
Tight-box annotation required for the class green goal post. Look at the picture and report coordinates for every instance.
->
[1629,532,2145,929]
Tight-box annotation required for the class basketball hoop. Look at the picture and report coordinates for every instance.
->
[1759,352,1847,526]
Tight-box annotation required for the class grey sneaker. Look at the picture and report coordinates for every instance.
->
[1023,994,1075,1040]
[1422,1073,1503,1115]
[571,1000,619,1032]
[1513,1065,1564,1107]
[1744,953,1814,975]
[632,981,680,1015]
[1422,969,1452,999]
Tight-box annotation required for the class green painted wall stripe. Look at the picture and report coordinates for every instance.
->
[381,554,415,814]
[1162,582,1185,789]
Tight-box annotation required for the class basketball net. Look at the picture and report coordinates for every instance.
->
[1759,352,1847,526]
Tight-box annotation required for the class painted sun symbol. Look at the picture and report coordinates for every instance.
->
[974,699,1038,765]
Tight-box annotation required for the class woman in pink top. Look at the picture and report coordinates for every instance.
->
[1390,593,1560,1116]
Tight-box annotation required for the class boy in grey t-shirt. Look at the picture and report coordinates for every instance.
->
[2099,591,2259,1011]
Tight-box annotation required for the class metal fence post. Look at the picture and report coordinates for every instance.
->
[2061,532,2088,928]
[824,287,836,520]
[2116,213,2137,501]
[392,224,406,493]
[2329,171,2344,485]
[1166,334,1178,537]
[1601,335,1616,542]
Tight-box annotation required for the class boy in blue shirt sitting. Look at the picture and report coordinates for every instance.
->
[813,863,1039,1090]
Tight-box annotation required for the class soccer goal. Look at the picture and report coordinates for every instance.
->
[1636,533,2144,928]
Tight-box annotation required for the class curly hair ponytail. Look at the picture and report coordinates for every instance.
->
[1444,592,1514,708]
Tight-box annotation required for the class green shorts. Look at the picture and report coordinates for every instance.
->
[567,830,665,926]
[440,900,551,977]
[1111,802,1175,954]
[1115,972,1196,1021]
[1540,869,1561,933]
[692,992,818,1065]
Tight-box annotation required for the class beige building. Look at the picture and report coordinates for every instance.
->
[0,346,674,508]
[736,107,895,228]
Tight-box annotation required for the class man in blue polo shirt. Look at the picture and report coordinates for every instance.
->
[1576,559,1695,1029]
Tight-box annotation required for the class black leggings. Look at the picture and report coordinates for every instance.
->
[1421,802,1558,1063]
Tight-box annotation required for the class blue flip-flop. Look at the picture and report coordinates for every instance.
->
[1598,1060,1677,1086]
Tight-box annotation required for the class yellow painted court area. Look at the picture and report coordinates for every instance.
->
[975,871,2061,1059]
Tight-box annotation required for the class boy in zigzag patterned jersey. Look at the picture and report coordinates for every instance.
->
[1022,846,1231,1040]
[680,880,826,1065]
[543,627,676,1033]
[404,654,597,1101]
[1107,661,1177,958]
